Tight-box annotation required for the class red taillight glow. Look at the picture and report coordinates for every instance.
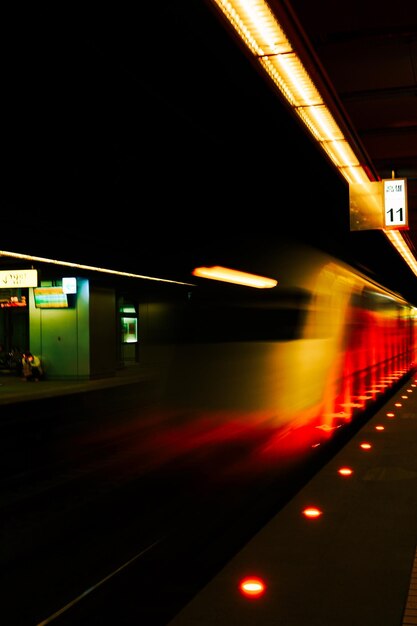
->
[360,442,372,450]
[302,507,322,518]
[239,577,266,598]
[338,467,353,476]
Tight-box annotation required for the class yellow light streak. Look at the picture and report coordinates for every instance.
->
[192,265,277,288]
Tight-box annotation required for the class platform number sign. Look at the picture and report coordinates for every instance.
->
[383,178,408,229]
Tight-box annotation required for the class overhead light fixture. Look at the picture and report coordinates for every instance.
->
[211,0,367,182]
[192,265,277,288]
[210,0,417,277]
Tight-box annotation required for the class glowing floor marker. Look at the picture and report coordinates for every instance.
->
[239,577,266,598]
[302,507,322,518]
[338,467,353,476]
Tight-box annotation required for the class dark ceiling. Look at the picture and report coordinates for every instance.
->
[279,0,417,245]
[2,3,417,299]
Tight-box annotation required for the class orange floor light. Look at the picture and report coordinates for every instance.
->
[239,576,266,598]
[302,506,322,518]
[338,467,353,476]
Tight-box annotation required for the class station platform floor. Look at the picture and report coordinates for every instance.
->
[2,365,417,624]
[0,364,147,406]
[168,374,417,626]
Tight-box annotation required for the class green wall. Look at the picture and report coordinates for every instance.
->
[29,278,116,380]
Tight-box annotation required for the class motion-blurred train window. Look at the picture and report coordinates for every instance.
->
[352,287,404,312]
[182,288,311,342]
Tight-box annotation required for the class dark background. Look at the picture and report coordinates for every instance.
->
[3,3,416,300]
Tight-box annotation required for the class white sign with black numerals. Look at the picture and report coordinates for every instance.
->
[383,178,408,228]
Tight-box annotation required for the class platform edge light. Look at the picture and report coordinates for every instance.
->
[0,250,195,286]
[209,0,417,278]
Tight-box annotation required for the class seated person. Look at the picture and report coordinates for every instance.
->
[22,352,43,382]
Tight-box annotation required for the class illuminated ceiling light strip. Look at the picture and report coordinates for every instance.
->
[260,53,322,107]
[192,265,277,288]
[320,140,360,169]
[215,0,291,56]
[296,105,343,142]
[213,1,347,158]
[211,0,417,277]
[0,250,195,286]
[339,166,370,186]
[383,231,417,277]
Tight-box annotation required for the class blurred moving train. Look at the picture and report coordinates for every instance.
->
[132,241,417,477]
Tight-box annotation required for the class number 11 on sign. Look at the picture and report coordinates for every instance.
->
[383,178,408,228]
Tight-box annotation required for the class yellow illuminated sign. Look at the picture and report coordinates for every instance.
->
[0,269,38,288]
